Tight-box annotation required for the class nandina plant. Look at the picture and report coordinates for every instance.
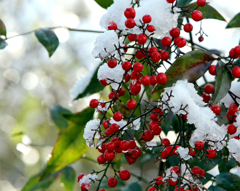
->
[2,0,240,191]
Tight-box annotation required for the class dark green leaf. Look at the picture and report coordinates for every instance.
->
[94,0,113,9]
[74,66,103,100]
[208,186,227,191]
[226,12,240,28]
[60,166,76,191]
[11,131,25,137]
[0,19,6,37]
[177,0,193,7]
[40,108,93,179]
[216,173,240,190]
[122,182,142,191]
[0,37,7,49]
[21,170,60,191]
[200,172,214,185]
[212,61,233,104]
[50,105,71,131]
[187,3,226,21]
[153,50,214,92]
[35,28,59,57]
[218,158,236,173]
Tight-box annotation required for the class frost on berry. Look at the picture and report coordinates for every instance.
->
[227,139,240,163]
[84,119,100,147]
[79,174,98,188]
[92,31,124,59]
[97,63,125,90]
[175,146,192,160]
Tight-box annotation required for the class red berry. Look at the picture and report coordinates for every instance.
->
[228,124,237,135]
[133,62,143,72]
[108,22,117,30]
[141,130,154,141]
[106,142,116,152]
[199,169,205,179]
[170,28,180,38]
[162,138,170,146]
[148,186,157,191]
[152,127,162,135]
[129,140,136,149]
[207,150,217,159]
[229,48,236,58]
[204,84,215,94]
[191,10,203,21]
[131,82,141,95]
[208,65,217,75]
[127,34,137,41]
[232,66,240,78]
[161,37,172,47]
[197,0,206,7]
[113,112,123,121]
[235,46,240,55]
[148,47,158,55]
[109,91,119,100]
[78,174,85,182]
[184,23,193,32]
[127,100,137,110]
[107,177,118,187]
[157,73,167,85]
[122,61,132,71]
[107,59,117,68]
[105,129,113,136]
[149,121,159,131]
[211,105,221,115]
[189,148,195,156]
[97,154,106,164]
[126,154,136,165]
[119,87,125,96]
[120,140,130,151]
[130,71,141,80]
[136,51,146,59]
[166,0,175,3]
[119,169,131,180]
[109,123,119,133]
[103,120,110,130]
[89,99,99,108]
[142,14,152,23]
[98,189,106,191]
[176,38,186,48]
[156,176,165,185]
[147,25,155,32]
[169,179,177,186]
[100,79,108,86]
[125,18,136,28]
[151,52,161,62]
[198,36,204,42]
[111,137,121,147]
[192,166,201,175]
[161,51,170,60]
[201,93,211,103]
[195,141,204,150]
[137,34,147,44]
[141,76,151,86]
[104,150,115,162]
[81,183,90,191]
[124,8,136,19]
[150,76,158,86]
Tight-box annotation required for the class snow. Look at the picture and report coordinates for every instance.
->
[79,173,98,187]
[109,118,127,130]
[131,118,141,130]
[228,138,240,163]
[97,63,125,90]
[176,146,192,160]
[83,119,100,147]
[69,60,101,102]
[96,100,110,112]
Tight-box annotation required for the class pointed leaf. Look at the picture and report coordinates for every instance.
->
[94,0,113,9]
[177,0,193,7]
[0,19,6,37]
[50,105,71,131]
[216,173,240,190]
[218,158,236,173]
[212,61,233,104]
[40,108,93,179]
[153,50,214,92]
[226,12,240,28]
[60,166,76,191]
[187,3,226,21]
[74,66,102,100]
[35,28,59,57]
[0,37,7,49]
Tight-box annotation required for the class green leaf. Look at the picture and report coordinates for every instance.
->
[122,182,142,191]
[94,0,113,9]
[60,166,76,191]
[218,158,236,173]
[212,61,233,104]
[21,170,60,191]
[74,66,103,100]
[0,19,6,37]
[177,0,193,7]
[40,108,93,179]
[226,12,240,28]
[153,50,214,92]
[35,28,59,57]
[208,186,227,191]
[0,37,7,49]
[50,105,71,131]
[187,3,226,21]
[216,173,240,190]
